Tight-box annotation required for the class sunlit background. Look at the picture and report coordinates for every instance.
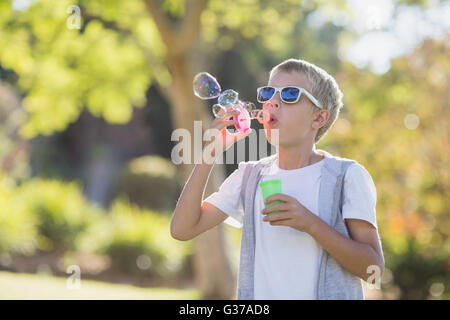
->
[0,0,448,300]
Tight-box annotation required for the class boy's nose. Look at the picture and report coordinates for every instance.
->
[263,101,280,110]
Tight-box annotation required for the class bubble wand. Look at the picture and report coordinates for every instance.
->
[193,72,270,133]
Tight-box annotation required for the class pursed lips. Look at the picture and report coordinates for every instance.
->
[268,113,278,126]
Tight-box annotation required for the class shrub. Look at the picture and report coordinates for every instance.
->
[113,155,179,212]
[77,198,192,279]
[383,237,449,299]
[0,176,38,255]
[13,179,103,252]
[1,176,192,281]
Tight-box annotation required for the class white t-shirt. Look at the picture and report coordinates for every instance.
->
[203,156,377,300]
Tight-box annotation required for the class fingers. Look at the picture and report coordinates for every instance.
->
[222,109,240,121]
[216,119,237,130]
[264,193,294,205]
[268,219,291,226]
[212,110,240,130]
[261,201,292,215]
[263,211,292,222]
[229,127,252,140]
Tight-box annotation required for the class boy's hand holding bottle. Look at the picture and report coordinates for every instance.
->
[203,109,251,164]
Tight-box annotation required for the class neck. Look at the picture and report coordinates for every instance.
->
[275,142,324,170]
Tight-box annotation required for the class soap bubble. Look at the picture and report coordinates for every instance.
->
[218,89,238,106]
[254,109,270,124]
[193,72,263,132]
[212,104,227,118]
[193,72,221,99]
[250,110,259,118]
[136,254,152,270]
[243,102,256,113]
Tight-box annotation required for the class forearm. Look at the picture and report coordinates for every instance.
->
[307,215,384,281]
[171,162,215,239]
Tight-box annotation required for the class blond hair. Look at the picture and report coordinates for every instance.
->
[270,58,343,143]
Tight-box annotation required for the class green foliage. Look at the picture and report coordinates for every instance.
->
[0,0,152,138]
[0,0,349,138]
[202,0,306,53]
[0,175,192,279]
[383,238,449,299]
[77,199,192,278]
[0,81,30,182]
[114,155,179,212]
[321,37,450,299]
[13,178,103,251]
[0,175,38,255]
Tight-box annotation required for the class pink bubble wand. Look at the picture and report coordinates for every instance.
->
[193,72,271,133]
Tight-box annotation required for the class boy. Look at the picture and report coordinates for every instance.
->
[171,58,384,300]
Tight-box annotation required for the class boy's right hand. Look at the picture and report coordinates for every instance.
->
[203,109,252,161]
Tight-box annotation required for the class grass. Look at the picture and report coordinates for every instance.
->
[0,271,201,300]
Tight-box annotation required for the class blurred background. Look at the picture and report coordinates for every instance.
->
[0,0,448,300]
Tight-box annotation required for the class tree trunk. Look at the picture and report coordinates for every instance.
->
[163,54,236,299]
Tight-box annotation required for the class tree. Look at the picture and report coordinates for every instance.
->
[1,0,232,298]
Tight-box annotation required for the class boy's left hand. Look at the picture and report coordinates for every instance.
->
[261,193,318,233]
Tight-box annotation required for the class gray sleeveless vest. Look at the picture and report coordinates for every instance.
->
[236,149,364,300]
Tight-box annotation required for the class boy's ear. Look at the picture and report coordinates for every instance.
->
[312,109,330,129]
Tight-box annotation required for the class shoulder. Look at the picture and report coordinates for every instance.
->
[345,162,373,180]
[324,152,372,180]
[323,150,377,194]
[318,149,358,176]
[344,162,377,196]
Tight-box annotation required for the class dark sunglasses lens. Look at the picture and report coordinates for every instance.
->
[259,87,275,101]
[281,87,300,102]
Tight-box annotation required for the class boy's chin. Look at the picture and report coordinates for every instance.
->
[264,127,281,146]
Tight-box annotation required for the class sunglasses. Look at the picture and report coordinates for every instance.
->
[256,86,322,109]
